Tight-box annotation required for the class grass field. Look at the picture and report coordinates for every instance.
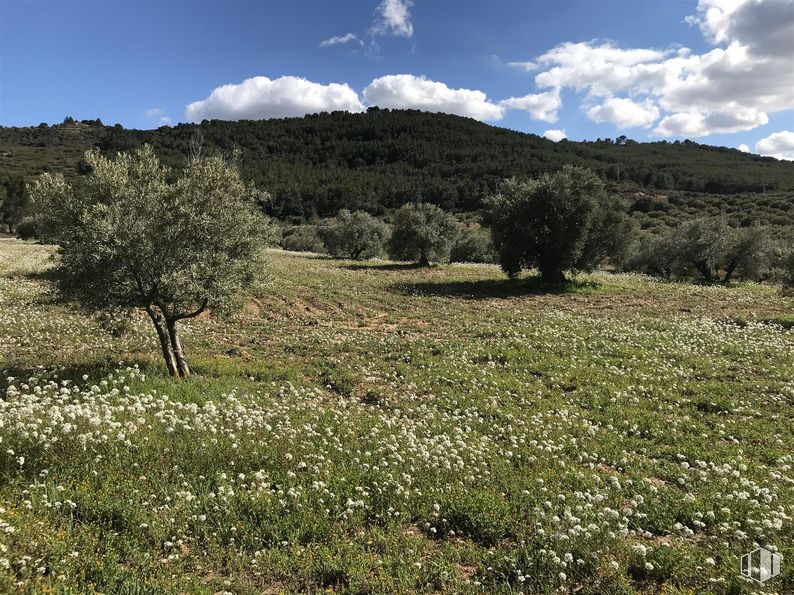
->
[1,241,792,594]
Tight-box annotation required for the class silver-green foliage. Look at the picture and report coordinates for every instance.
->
[387,202,459,265]
[450,223,496,264]
[281,225,325,254]
[319,209,389,260]
[627,219,774,283]
[29,145,274,377]
[487,165,629,282]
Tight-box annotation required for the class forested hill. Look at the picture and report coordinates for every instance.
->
[2,109,794,223]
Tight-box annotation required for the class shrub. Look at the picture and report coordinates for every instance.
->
[16,216,37,240]
[436,490,511,546]
[487,165,630,283]
[318,210,388,260]
[387,202,459,265]
[281,225,325,254]
[450,224,496,263]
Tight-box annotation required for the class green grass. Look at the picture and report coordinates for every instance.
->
[1,242,792,593]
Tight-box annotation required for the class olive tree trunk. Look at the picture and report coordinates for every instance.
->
[166,318,191,379]
[541,268,567,284]
[145,305,178,376]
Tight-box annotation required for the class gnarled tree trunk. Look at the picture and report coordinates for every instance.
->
[145,305,177,376]
[166,318,191,379]
[541,268,567,285]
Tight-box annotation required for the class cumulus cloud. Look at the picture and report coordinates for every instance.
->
[499,90,561,123]
[543,129,567,142]
[533,42,673,97]
[511,0,794,137]
[187,73,570,124]
[144,107,171,125]
[363,74,505,121]
[737,143,749,152]
[755,130,794,160]
[654,109,768,136]
[692,0,794,56]
[586,97,660,128]
[185,76,364,121]
[370,0,414,37]
[320,33,361,47]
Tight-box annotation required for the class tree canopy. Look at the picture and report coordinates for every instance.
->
[487,166,630,282]
[387,202,459,266]
[319,209,389,260]
[30,145,274,377]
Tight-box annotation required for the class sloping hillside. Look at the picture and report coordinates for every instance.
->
[1,110,793,226]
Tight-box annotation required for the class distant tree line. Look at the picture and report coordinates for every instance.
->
[2,109,793,233]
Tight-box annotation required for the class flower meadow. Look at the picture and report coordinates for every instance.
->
[0,242,792,593]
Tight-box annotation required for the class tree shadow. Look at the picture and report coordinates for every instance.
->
[343,262,428,272]
[17,268,59,283]
[390,276,602,299]
[1,357,162,389]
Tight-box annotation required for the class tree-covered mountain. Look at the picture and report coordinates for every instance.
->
[2,109,793,229]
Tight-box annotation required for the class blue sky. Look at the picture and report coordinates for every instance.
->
[1,0,792,157]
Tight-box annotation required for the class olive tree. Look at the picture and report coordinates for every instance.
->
[29,145,273,378]
[281,225,325,253]
[387,202,459,265]
[627,219,773,283]
[319,209,389,260]
[487,166,629,283]
[450,223,496,263]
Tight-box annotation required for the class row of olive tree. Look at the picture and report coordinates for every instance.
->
[281,204,496,265]
[284,166,789,286]
[625,219,782,283]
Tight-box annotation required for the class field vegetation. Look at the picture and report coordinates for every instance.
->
[1,241,792,593]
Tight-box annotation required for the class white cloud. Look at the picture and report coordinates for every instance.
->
[506,61,537,72]
[144,107,171,125]
[533,42,674,97]
[654,109,768,136]
[500,90,561,123]
[511,0,794,137]
[737,143,749,152]
[586,97,660,128]
[543,129,567,142]
[363,74,505,121]
[370,0,414,38]
[692,0,794,56]
[755,130,794,160]
[320,33,361,47]
[185,76,364,121]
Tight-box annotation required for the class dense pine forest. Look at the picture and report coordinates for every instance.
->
[2,109,794,231]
